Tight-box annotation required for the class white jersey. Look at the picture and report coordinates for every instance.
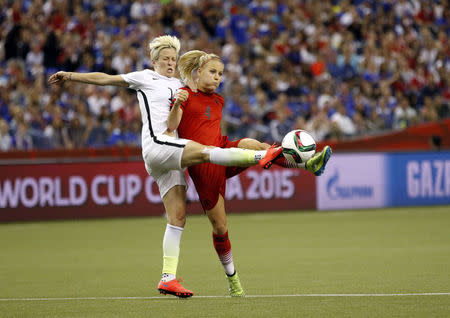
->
[121,69,189,198]
[121,69,184,155]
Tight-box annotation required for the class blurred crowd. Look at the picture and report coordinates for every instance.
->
[0,0,449,151]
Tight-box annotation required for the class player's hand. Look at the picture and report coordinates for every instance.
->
[48,71,70,84]
[174,89,189,106]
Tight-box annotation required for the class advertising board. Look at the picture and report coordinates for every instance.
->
[0,162,316,222]
[386,152,450,206]
[316,154,387,210]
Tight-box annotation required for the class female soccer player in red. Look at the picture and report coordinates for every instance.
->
[168,50,331,296]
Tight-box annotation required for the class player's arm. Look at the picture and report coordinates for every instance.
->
[167,89,189,133]
[48,71,129,87]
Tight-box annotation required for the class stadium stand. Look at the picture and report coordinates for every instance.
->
[0,0,448,151]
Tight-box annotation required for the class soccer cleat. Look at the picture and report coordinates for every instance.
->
[306,146,332,176]
[158,278,194,298]
[227,271,245,297]
[259,145,283,169]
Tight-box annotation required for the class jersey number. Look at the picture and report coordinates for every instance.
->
[205,106,211,120]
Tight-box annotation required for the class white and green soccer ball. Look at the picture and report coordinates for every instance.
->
[281,129,316,164]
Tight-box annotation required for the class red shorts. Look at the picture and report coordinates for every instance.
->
[188,138,248,211]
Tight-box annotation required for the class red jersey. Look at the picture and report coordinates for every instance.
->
[177,87,227,147]
[176,87,247,211]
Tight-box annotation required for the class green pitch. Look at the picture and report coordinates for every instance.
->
[1,206,449,317]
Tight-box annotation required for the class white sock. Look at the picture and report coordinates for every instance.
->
[161,273,176,282]
[254,150,267,163]
[207,147,267,166]
[161,224,183,281]
[221,251,236,276]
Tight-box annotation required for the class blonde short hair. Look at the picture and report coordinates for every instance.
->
[178,50,221,83]
[149,35,181,61]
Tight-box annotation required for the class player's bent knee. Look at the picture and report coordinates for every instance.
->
[168,211,186,227]
[165,202,187,227]
[200,148,211,162]
[210,221,227,235]
[214,225,228,235]
[181,142,213,166]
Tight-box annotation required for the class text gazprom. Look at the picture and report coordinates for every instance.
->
[407,160,450,198]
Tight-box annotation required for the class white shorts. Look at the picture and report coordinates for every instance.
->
[143,134,190,198]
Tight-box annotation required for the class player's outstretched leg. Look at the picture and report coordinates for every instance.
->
[226,271,245,297]
[158,278,194,298]
[306,146,332,176]
[258,145,283,169]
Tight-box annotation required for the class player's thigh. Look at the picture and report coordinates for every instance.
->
[189,164,226,211]
[205,195,228,235]
[237,138,270,150]
[144,134,188,172]
[181,141,214,168]
[150,165,187,198]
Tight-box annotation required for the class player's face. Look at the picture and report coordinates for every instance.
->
[153,48,177,78]
[197,60,224,93]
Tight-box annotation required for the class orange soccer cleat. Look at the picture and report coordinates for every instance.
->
[158,278,194,298]
[259,145,283,169]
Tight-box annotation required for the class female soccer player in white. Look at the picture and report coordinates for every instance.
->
[48,35,282,298]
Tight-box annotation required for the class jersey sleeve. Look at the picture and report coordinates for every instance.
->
[120,70,149,90]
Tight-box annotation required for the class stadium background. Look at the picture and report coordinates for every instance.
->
[0,0,449,220]
[0,1,449,317]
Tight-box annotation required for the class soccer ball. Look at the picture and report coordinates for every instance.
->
[281,130,316,164]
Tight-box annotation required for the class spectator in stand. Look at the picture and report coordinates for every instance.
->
[435,95,450,119]
[422,76,441,99]
[43,116,71,149]
[0,119,13,151]
[86,87,110,116]
[13,121,33,150]
[375,97,394,130]
[306,108,330,142]
[25,40,44,78]
[269,100,294,143]
[84,114,108,148]
[421,97,439,123]
[353,112,370,137]
[123,119,141,147]
[110,88,127,113]
[67,117,85,149]
[393,97,418,129]
[223,87,245,139]
[330,102,356,139]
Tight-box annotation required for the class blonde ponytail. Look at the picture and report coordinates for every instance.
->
[178,50,221,83]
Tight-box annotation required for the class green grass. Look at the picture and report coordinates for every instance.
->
[0,206,449,317]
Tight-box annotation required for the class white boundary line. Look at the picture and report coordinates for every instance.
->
[0,293,449,301]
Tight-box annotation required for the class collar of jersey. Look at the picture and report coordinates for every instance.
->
[195,88,215,96]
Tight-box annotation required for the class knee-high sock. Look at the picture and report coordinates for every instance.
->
[213,231,235,276]
[162,224,183,277]
[208,147,267,166]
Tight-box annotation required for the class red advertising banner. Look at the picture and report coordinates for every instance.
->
[0,161,316,222]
